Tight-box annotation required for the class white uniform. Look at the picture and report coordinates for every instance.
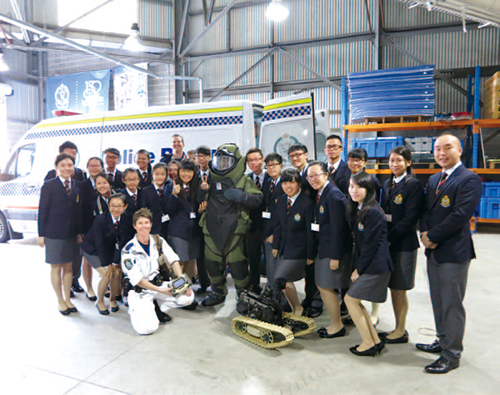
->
[121,235,194,335]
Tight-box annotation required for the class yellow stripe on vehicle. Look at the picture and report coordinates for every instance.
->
[263,98,311,111]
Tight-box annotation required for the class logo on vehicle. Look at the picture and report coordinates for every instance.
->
[274,133,299,160]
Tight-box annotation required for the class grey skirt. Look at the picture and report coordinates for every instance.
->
[389,250,418,291]
[315,253,352,290]
[45,237,79,265]
[82,249,103,269]
[275,257,306,283]
[168,236,200,261]
[347,272,391,303]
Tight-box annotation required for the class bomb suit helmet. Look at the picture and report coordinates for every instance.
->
[210,143,244,176]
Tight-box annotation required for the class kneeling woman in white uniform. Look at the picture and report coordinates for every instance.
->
[121,208,195,335]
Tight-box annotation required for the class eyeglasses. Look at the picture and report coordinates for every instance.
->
[124,178,140,182]
[247,158,262,163]
[289,153,305,160]
[325,145,342,150]
[306,172,326,181]
[348,158,364,164]
[109,204,125,209]
[266,163,281,169]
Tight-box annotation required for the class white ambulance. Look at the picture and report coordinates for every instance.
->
[0,93,329,242]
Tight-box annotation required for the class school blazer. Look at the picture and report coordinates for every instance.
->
[300,163,317,201]
[315,182,352,260]
[38,178,82,239]
[139,184,170,234]
[382,176,424,252]
[45,167,87,182]
[110,169,126,190]
[247,171,270,232]
[352,207,393,275]
[138,166,152,189]
[79,178,98,234]
[117,188,141,216]
[262,177,285,238]
[328,160,351,196]
[81,212,134,266]
[420,164,482,264]
[273,191,315,260]
[165,184,202,241]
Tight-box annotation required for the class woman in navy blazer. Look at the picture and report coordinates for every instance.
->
[81,194,134,315]
[38,153,83,316]
[135,149,153,189]
[117,168,141,216]
[379,146,424,344]
[345,171,393,357]
[271,169,315,315]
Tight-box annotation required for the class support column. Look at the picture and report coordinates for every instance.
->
[174,0,185,104]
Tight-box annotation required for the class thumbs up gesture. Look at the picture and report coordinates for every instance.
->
[172,180,181,196]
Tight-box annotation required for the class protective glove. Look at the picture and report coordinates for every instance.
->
[224,188,248,203]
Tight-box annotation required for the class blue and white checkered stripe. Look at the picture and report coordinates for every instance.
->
[262,105,312,122]
[0,183,41,197]
[26,115,244,140]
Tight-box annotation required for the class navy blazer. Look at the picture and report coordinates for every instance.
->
[138,166,152,189]
[382,176,424,252]
[352,206,393,275]
[299,164,317,201]
[165,184,202,241]
[117,188,141,217]
[139,184,170,234]
[81,212,134,266]
[262,177,285,238]
[109,169,125,190]
[328,160,351,196]
[38,177,82,239]
[314,182,352,260]
[45,167,87,182]
[273,191,315,260]
[420,164,482,264]
[247,171,270,232]
[79,178,98,234]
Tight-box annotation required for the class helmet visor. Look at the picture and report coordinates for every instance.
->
[212,153,236,171]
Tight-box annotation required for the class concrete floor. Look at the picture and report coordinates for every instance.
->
[1,233,499,395]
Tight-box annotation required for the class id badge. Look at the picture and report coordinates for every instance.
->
[385,214,392,222]
[216,182,222,191]
[162,214,170,223]
[311,223,320,232]
[190,212,197,219]
[262,211,271,219]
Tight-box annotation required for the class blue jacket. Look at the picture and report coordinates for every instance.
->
[38,177,82,239]
[117,188,141,217]
[247,171,270,232]
[165,183,202,241]
[273,191,315,260]
[420,164,482,264]
[382,176,424,251]
[78,178,98,234]
[328,160,351,196]
[139,183,170,235]
[262,177,285,238]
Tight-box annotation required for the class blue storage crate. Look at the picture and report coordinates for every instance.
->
[482,182,500,198]
[352,138,377,158]
[352,136,404,159]
[479,198,500,219]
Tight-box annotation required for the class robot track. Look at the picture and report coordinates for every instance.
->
[282,313,317,337]
[231,316,294,349]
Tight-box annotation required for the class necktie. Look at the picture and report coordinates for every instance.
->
[391,180,396,190]
[157,188,163,198]
[109,172,114,182]
[185,186,190,198]
[255,176,261,189]
[328,165,334,174]
[132,194,137,204]
[114,220,120,231]
[270,180,275,194]
[316,194,321,204]
[436,172,448,193]
[142,172,148,181]
[287,197,292,213]
[64,180,71,196]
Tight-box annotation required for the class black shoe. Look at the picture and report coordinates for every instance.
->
[59,308,70,316]
[154,300,172,323]
[115,295,123,303]
[195,286,208,295]
[68,306,78,313]
[425,357,459,374]
[379,330,409,344]
[110,304,120,313]
[349,344,378,357]
[319,327,346,339]
[96,303,110,315]
[307,306,323,318]
[86,293,97,302]
[71,283,84,293]
[342,316,354,326]
[416,340,442,353]
[181,301,198,310]
[375,342,385,354]
[201,293,226,307]
[105,291,110,298]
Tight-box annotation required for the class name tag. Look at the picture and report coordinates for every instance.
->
[216,182,222,191]
[190,212,197,219]
[162,214,170,223]
[385,214,392,222]
[262,212,271,219]
[311,223,320,232]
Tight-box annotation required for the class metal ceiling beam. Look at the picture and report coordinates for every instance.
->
[177,0,190,56]
[9,0,29,43]
[363,0,374,36]
[189,0,271,16]
[179,0,238,57]
[207,0,216,24]
[0,13,161,78]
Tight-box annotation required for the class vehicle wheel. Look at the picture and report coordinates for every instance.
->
[0,213,10,243]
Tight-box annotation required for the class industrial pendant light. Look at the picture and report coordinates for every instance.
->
[123,23,143,52]
[266,0,289,22]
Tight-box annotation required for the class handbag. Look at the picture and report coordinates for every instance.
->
[151,234,173,280]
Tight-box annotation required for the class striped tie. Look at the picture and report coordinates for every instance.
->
[64,180,71,196]
[132,194,137,204]
[287,197,292,214]
[255,176,261,189]
[114,220,120,231]
[270,180,275,194]
[436,172,448,193]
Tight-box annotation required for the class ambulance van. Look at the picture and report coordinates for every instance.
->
[0,93,328,242]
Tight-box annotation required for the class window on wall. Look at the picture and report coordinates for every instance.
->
[57,0,138,35]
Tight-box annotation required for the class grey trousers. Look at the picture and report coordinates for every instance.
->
[264,241,277,288]
[427,253,471,363]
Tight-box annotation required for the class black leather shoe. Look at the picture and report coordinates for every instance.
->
[425,357,459,374]
[342,316,354,326]
[86,293,97,302]
[68,306,78,313]
[201,293,226,307]
[379,330,409,344]
[153,300,172,323]
[95,303,110,315]
[115,295,123,303]
[59,308,70,316]
[110,304,120,313]
[181,301,199,310]
[319,327,346,339]
[195,286,208,295]
[71,283,84,293]
[307,307,323,318]
[349,344,378,357]
[375,342,385,354]
[416,340,442,353]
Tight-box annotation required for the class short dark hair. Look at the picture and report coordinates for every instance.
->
[246,147,263,158]
[196,146,211,156]
[172,134,184,145]
[326,135,342,145]
[281,168,301,184]
[95,172,112,185]
[308,160,328,173]
[109,193,127,206]
[152,162,167,173]
[122,168,140,180]
[59,141,78,153]
[104,148,121,158]
[265,153,283,164]
[133,207,153,226]
[288,143,308,155]
[55,153,75,166]
[348,148,368,162]
[135,149,151,160]
[389,145,415,178]
[87,157,103,168]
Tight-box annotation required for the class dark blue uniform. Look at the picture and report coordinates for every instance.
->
[139,183,170,235]
[45,168,87,182]
[327,160,351,196]
[138,166,152,189]
[117,188,141,217]
[164,184,202,241]
[261,177,284,240]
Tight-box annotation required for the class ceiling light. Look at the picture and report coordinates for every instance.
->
[0,51,9,72]
[123,23,143,52]
[478,21,491,29]
[266,0,289,22]
[426,1,432,11]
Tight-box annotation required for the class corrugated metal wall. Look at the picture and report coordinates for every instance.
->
[139,0,174,39]
[385,0,459,28]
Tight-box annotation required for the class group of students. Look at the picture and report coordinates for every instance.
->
[38,132,481,374]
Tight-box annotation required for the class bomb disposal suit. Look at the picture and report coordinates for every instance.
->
[199,144,263,299]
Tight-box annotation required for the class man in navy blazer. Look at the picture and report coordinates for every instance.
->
[418,134,482,374]
[325,134,350,196]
